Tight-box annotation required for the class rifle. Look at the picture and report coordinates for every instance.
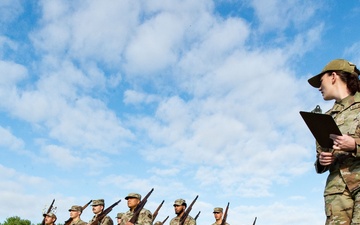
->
[179,195,198,225]
[64,200,92,225]
[252,216,257,225]
[89,199,121,225]
[41,199,55,225]
[194,211,201,220]
[129,188,154,224]
[220,202,229,225]
[152,200,165,222]
[162,216,169,224]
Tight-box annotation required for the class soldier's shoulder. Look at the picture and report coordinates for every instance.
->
[141,208,152,214]
[105,215,114,220]
[78,221,87,225]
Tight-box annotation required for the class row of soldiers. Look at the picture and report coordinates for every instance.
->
[41,191,230,225]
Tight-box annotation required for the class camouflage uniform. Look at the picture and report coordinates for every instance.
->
[315,92,360,225]
[169,215,196,225]
[89,215,114,225]
[211,222,229,225]
[70,219,87,225]
[120,208,153,225]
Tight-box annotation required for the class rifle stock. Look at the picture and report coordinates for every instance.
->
[129,188,154,224]
[64,200,92,225]
[89,199,121,225]
[220,202,229,225]
[152,200,165,222]
[179,195,198,225]
[41,199,55,225]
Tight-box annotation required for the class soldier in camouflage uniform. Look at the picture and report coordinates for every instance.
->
[120,193,153,225]
[68,205,87,225]
[43,212,57,225]
[116,213,124,225]
[211,207,229,225]
[170,199,196,225]
[308,59,360,225]
[89,199,114,225]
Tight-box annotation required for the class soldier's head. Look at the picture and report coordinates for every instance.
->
[125,193,141,210]
[308,59,360,99]
[213,207,223,220]
[69,205,83,219]
[91,199,105,214]
[116,212,124,224]
[173,199,187,215]
[154,221,163,225]
[43,212,57,224]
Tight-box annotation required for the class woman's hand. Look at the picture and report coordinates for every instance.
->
[330,134,356,152]
[318,151,335,166]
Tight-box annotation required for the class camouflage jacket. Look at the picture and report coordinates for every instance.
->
[70,218,87,225]
[169,215,196,225]
[315,92,360,195]
[211,222,229,225]
[89,214,114,225]
[119,208,153,225]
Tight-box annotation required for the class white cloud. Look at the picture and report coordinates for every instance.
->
[0,126,24,151]
[250,0,321,33]
[0,0,23,23]
[124,90,160,104]
[0,60,27,85]
[34,0,140,64]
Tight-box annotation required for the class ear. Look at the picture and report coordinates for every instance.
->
[331,72,337,84]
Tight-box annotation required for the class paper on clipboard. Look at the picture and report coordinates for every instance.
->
[300,111,342,148]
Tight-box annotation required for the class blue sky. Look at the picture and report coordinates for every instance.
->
[1,0,360,225]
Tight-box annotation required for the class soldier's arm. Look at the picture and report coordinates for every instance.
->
[139,209,153,225]
[102,216,114,225]
[185,217,196,225]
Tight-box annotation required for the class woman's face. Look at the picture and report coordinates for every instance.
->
[319,72,335,100]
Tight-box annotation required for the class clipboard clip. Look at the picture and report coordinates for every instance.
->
[311,105,322,114]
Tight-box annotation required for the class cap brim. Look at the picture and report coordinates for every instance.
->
[308,73,323,88]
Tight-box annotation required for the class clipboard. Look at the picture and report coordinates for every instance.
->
[299,111,342,148]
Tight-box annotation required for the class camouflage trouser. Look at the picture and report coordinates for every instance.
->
[325,188,360,225]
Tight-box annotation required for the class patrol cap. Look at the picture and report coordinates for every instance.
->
[116,212,124,218]
[154,221,163,225]
[91,199,105,206]
[68,205,82,212]
[308,59,360,88]
[125,193,141,200]
[173,199,187,207]
[213,207,223,213]
[43,212,57,220]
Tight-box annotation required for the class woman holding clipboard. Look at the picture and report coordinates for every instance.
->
[308,59,360,225]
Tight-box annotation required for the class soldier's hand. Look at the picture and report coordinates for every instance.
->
[125,222,134,225]
[318,152,335,166]
[330,134,356,152]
